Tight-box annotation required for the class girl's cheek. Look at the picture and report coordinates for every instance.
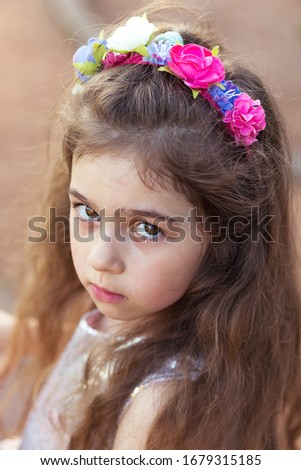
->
[71,239,89,263]
[70,229,85,265]
[71,218,90,240]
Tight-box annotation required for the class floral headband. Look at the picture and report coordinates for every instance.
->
[72,15,266,146]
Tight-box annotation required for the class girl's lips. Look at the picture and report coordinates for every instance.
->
[90,284,126,303]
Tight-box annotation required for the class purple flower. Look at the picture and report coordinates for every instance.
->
[145,40,173,65]
[208,80,241,114]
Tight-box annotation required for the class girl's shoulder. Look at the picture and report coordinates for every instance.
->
[113,379,176,449]
[113,355,203,449]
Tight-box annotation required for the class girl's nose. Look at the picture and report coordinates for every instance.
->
[87,229,125,274]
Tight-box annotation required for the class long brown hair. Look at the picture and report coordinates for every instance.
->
[1,0,301,449]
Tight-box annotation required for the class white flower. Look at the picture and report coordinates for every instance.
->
[106,16,158,52]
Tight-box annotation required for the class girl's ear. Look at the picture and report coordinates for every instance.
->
[112,381,177,450]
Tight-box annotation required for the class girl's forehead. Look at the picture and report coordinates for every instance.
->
[70,155,195,215]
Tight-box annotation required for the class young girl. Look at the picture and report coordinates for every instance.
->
[1,0,301,450]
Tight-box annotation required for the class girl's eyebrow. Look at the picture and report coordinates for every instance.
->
[123,209,179,224]
[69,188,99,212]
[68,188,181,222]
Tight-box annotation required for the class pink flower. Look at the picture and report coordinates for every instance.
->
[103,51,144,69]
[223,93,266,146]
[167,44,225,89]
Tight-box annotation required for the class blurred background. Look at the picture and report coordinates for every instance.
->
[1,0,301,312]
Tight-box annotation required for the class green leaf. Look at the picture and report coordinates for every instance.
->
[134,45,149,57]
[92,43,107,62]
[158,66,175,76]
[147,31,158,45]
[192,89,200,99]
[211,45,220,57]
[73,61,98,75]
[109,48,130,54]
[216,82,225,90]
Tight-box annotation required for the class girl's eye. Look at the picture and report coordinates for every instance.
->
[133,222,164,241]
[72,204,100,222]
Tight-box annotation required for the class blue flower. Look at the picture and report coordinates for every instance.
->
[154,31,184,45]
[73,38,107,82]
[73,38,106,63]
[208,80,241,114]
[145,40,173,65]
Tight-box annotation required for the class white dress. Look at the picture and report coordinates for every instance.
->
[1,309,202,450]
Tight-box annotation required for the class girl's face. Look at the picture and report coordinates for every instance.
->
[69,154,207,333]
